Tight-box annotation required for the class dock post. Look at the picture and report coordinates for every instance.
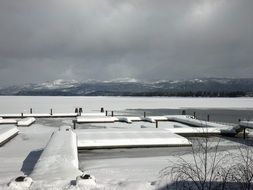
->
[75,108,78,113]
[182,110,186,115]
[73,120,76,130]
[79,108,83,114]
[207,114,210,121]
[243,127,246,139]
[50,108,53,116]
[144,112,146,118]
[156,120,158,128]
[105,110,108,116]
[193,112,196,118]
[100,107,104,113]
[21,113,23,118]
[111,111,114,117]
[30,108,32,114]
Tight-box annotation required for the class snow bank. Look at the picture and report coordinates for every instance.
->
[76,128,191,149]
[17,117,36,126]
[0,125,19,146]
[30,126,82,184]
[77,116,119,123]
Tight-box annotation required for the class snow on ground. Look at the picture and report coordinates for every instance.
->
[78,137,247,190]
[0,97,252,189]
[0,124,55,189]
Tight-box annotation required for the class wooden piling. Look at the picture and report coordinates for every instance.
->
[30,108,32,114]
[156,120,158,128]
[105,110,108,116]
[50,109,53,116]
[207,114,210,121]
[243,127,246,139]
[100,107,104,113]
[73,120,76,130]
[193,112,196,118]
[182,110,186,115]
[111,111,114,117]
[144,112,146,118]
[21,113,23,118]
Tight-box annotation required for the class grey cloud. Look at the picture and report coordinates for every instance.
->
[0,0,253,86]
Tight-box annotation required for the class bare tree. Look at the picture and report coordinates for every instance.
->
[160,136,231,190]
[230,145,253,190]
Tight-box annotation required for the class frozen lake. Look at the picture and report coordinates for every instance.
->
[0,96,252,123]
[0,96,253,113]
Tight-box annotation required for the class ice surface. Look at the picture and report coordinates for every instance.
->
[0,96,253,114]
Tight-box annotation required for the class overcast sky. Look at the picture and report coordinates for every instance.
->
[0,0,253,86]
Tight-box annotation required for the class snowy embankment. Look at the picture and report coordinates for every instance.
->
[17,118,36,127]
[76,128,191,149]
[0,125,19,146]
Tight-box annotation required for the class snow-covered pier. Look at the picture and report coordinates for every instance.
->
[30,126,82,183]
[0,125,19,146]
[0,113,78,118]
[0,117,17,124]
[17,117,36,127]
[240,120,253,129]
[76,128,191,149]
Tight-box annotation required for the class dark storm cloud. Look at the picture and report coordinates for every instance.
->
[0,0,253,85]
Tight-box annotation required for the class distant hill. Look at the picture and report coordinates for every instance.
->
[0,78,253,97]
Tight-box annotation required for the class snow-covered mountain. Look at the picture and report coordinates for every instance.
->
[0,78,253,97]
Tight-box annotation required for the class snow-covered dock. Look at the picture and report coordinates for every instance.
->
[240,120,253,129]
[0,113,78,118]
[117,116,142,123]
[76,128,191,149]
[143,116,168,123]
[0,125,19,146]
[167,115,234,129]
[77,116,119,123]
[165,127,222,136]
[29,126,82,185]
[0,117,17,124]
[17,117,36,127]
